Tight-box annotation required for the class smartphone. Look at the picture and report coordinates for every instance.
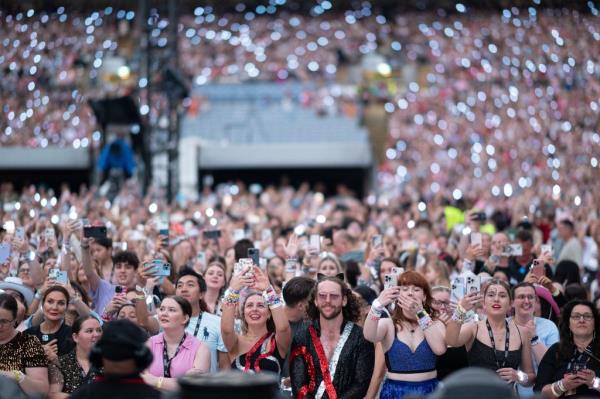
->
[383,273,398,290]
[541,244,552,255]
[15,227,25,241]
[114,242,128,251]
[203,230,222,240]
[470,232,482,247]
[158,212,169,237]
[470,212,486,222]
[531,259,544,277]
[323,228,334,242]
[239,258,254,278]
[48,268,69,285]
[234,262,243,275]
[309,235,321,253]
[247,248,260,266]
[157,263,171,277]
[465,272,481,294]
[501,244,523,256]
[391,267,404,276]
[45,228,55,241]
[83,226,107,239]
[261,229,272,242]
[197,251,206,267]
[0,243,11,263]
[451,277,465,303]
[372,235,383,248]
[115,286,127,294]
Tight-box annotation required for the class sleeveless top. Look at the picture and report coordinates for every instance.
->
[147,333,203,378]
[232,333,285,375]
[385,335,437,374]
[467,323,522,371]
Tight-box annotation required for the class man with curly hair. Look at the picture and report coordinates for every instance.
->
[289,274,374,398]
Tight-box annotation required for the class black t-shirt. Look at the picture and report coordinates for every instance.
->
[437,346,469,380]
[507,255,554,285]
[26,322,74,356]
[70,374,162,399]
[534,343,600,397]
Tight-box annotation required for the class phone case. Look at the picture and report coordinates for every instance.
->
[383,274,397,290]
[451,277,465,303]
[465,273,481,294]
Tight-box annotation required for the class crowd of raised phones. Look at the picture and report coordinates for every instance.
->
[0,180,598,398]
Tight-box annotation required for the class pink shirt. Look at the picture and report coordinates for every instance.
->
[148,332,202,378]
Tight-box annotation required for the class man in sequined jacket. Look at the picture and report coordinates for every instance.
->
[290,274,374,399]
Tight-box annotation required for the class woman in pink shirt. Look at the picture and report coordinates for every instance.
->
[142,296,210,391]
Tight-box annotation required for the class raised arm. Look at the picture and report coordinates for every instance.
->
[253,266,291,357]
[363,287,400,344]
[81,237,101,291]
[221,267,252,354]
[445,292,480,348]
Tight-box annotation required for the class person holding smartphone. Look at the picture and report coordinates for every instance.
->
[221,265,291,375]
[534,300,600,397]
[363,271,446,398]
[511,282,560,397]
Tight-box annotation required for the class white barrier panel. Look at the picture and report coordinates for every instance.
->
[178,137,202,201]
[0,147,90,169]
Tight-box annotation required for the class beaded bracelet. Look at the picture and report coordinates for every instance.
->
[263,286,283,308]
[451,306,466,323]
[223,288,241,305]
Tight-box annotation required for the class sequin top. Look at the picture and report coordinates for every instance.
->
[58,350,100,394]
[0,331,47,372]
[385,337,437,373]
[290,320,375,399]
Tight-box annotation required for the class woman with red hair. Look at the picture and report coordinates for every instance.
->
[363,271,447,398]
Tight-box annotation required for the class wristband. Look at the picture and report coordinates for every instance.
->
[550,383,560,397]
[557,379,566,393]
[372,298,384,312]
[224,288,241,305]
[263,286,283,308]
[517,370,528,385]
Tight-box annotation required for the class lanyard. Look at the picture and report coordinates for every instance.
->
[162,334,187,378]
[193,313,203,337]
[486,319,510,369]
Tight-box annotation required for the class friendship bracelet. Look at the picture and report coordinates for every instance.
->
[223,288,241,305]
[263,286,283,308]
[418,315,433,331]
[557,379,566,393]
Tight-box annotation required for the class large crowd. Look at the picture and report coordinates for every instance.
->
[1,3,600,398]
[0,178,598,398]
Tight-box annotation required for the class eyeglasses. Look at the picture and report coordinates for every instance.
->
[432,299,450,307]
[570,313,594,322]
[0,319,15,327]
[317,293,341,302]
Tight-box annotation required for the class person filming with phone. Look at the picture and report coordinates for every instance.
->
[534,300,600,397]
